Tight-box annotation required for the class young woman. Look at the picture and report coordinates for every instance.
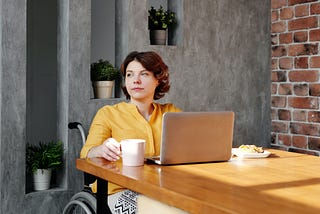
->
[80,51,181,213]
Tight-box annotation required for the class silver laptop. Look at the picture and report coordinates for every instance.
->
[146,111,235,165]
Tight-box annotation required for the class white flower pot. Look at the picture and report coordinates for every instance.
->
[92,80,114,99]
[33,169,52,191]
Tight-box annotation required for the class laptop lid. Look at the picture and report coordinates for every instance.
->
[151,111,234,165]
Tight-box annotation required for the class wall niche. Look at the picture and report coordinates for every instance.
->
[148,0,183,46]
[91,0,122,99]
[26,0,61,193]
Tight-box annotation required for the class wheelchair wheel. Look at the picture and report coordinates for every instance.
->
[62,191,96,214]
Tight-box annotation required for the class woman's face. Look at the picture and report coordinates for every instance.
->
[125,60,159,102]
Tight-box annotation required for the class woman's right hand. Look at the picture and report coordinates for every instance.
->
[87,138,121,161]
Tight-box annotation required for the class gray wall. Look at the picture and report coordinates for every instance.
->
[118,0,271,148]
[26,0,58,155]
[91,0,115,64]
[0,0,270,213]
[1,1,27,212]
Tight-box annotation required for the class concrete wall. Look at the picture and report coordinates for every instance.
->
[91,0,115,64]
[0,1,27,212]
[0,0,270,213]
[26,0,58,146]
[118,0,271,147]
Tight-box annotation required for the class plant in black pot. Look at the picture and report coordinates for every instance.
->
[26,140,64,191]
[91,59,119,99]
[148,5,176,45]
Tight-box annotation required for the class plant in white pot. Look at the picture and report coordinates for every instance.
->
[148,5,176,45]
[91,59,120,99]
[26,140,63,191]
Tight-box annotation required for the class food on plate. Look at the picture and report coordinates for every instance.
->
[238,144,264,153]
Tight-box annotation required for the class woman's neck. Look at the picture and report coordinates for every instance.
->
[130,100,154,120]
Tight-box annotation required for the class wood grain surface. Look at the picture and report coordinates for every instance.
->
[77,149,320,213]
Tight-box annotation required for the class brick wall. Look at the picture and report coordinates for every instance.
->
[271,0,320,155]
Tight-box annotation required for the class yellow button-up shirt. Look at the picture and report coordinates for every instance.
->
[80,102,181,194]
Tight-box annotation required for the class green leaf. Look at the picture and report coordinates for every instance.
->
[90,59,119,81]
[26,140,64,173]
[148,5,176,30]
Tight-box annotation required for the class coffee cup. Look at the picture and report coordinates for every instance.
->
[120,139,146,166]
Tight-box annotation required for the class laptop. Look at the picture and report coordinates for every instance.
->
[146,111,235,165]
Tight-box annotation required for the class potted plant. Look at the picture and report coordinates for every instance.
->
[148,5,176,45]
[91,59,119,99]
[26,140,64,191]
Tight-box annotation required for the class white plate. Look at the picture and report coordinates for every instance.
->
[232,148,271,159]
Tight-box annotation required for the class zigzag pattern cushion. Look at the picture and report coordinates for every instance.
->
[114,190,139,214]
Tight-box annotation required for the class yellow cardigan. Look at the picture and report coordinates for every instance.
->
[80,102,181,194]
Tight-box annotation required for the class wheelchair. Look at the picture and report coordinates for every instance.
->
[62,122,97,214]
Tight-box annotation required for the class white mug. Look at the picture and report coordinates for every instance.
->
[120,139,146,166]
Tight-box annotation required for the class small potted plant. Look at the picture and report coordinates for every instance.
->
[91,59,119,99]
[26,140,64,191]
[148,5,176,45]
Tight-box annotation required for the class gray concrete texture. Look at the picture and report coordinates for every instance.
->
[118,0,271,147]
[0,0,270,213]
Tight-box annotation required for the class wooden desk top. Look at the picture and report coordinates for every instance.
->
[76,149,320,214]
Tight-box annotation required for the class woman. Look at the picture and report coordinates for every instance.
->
[80,51,181,213]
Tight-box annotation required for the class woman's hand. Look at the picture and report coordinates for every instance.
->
[87,138,121,161]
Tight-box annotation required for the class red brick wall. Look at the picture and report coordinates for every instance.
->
[271,0,320,156]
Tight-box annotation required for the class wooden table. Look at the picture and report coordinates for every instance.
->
[76,149,320,214]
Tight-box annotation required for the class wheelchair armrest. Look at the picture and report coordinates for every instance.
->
[84,172,97,186]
